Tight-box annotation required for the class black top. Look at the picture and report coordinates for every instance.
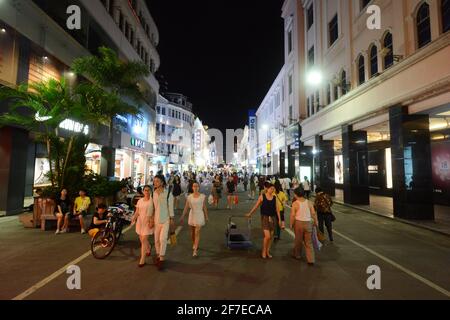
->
[89,211,108,230]
[226,181,235,193]
[172,182,182,196]
[260,194,276,217]
[55,197,71,214]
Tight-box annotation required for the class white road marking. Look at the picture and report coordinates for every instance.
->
[285,207,450,298]
[12,224,134,300]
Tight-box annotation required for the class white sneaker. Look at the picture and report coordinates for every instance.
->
[55,230,60,235]
[60,229,67,233]
[81,229,86,234]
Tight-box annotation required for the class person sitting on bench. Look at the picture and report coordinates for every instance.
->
[71,189,91,234]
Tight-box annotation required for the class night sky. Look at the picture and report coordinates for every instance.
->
[148,0,285,134]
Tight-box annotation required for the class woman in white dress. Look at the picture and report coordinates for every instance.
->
[180,182,209,257]
[131,185,154,267]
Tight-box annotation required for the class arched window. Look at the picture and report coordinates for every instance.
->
[358,55,365,85]
[341,70,347,95]
[417,2,431,48]
[383,32,394,69]
[326,83,331,104]
[370,45,378,78]
[443,0,450,33]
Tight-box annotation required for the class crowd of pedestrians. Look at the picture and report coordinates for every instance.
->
[46,168,335,269]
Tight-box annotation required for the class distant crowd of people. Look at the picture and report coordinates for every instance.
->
[37,168,334,269]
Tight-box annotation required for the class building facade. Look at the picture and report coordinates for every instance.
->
[0,0,160,215]
[292,0,450,220]
[155,93,195,173]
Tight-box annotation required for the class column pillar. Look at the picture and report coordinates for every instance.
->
[314,136,335,196]
[279,150,286,178]
[342,125,370,205]
[0,127,29,216]
[287,145,296,178]
[389,105,434,220]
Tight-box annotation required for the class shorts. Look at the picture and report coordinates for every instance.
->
[68,211,88,219]
[261,215,275,231]
[55,211,69,217]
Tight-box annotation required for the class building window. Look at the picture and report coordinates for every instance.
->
[289,74,293,95]
[308,46,315,66]
[109,0,115,16]
[358,55,365,85]
[161,124,166,134]
[327,84,331,104]
[361,0,372,11]
[157,106,160,114]
[442,0,450,33]
[307,5,314,30]
[289,105,293,123]
[119,12,125,32]
[329,14,339,47]
[341,70,347,95]
[315,91,319,113]
[370,45,378,78]
[417,2,432,48]
[156,123,160,132]
[161,107,166,116]
[288,29,293,53]
[125,22,130,39]
[333,84,339,101]
[307,97,310,117]
[383,32,394,69]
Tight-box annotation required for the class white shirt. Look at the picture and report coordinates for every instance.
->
[295,200,312,222]
[153,191,160,225]
[302,180,311,191]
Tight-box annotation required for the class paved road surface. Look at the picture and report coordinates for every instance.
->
[1,183,449,300]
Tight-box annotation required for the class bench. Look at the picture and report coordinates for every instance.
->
[40,213,91,231]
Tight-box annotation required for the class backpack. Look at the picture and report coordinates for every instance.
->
[315,193,332,213]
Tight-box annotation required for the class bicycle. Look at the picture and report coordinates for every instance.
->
[91,204,132,259]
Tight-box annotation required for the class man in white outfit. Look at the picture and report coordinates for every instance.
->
[152,175,175,270]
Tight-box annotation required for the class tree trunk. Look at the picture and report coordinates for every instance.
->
[46,137,55,187]
[103,117,116,178]
[61,135,74,188]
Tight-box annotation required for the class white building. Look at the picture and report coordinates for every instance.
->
[193,118,214,170]
[0,0,161,213]
[155,93,195,173]
[286,0,450,220]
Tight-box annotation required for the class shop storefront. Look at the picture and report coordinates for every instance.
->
[431,129,450,206]
[116,132,154,187]
[85,143,102,175]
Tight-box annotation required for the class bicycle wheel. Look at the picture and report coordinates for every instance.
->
[91,230,116,259]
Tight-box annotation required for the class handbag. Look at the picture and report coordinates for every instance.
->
[168,220,177,246]
[317,230,326,243]
[312,227,323,251]
[330,212,336,222]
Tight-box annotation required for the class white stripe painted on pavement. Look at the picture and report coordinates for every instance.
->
[285,205,450,298]
[332,228,450,298]
[12,224,134,300]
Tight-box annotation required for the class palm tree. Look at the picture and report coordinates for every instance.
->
[72,47,151,177]
[0,78,112,189]
[0,79,73,187]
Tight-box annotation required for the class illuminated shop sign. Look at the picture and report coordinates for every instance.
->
[59,119,89,135]
[130,137,146,149]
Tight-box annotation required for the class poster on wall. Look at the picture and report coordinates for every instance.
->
[431,141,450,192]
[34,158,51,186]
[334,155,343,184]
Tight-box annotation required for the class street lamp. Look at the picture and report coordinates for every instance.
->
[306,69,323,87]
